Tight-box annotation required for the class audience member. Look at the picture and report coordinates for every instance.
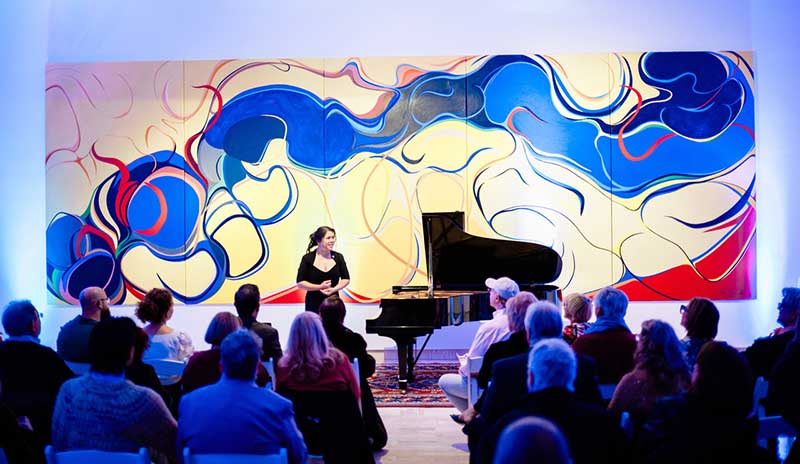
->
[477,291,537,390]
[51,317,176,458]
[745,287,800,379]
[136,288,194,361]
[636,341,767,463]
[679,297,719,370]
[609,320,690,425]
[561,292,592,344]
[491,416,572,464]
[0,401,39,464]
[276,311,360,400]
[464,301,601,453]
[178,329,307,464]
[476,339,628,464]
[572,287,636,384]
[767,327,800,462]
[56,286,109,362]
[0,300,73,449]
[320,296,387,450]
[439,277,520,412]
[182,312,268,394]
[234,283,282,362]
[125,326,170,406]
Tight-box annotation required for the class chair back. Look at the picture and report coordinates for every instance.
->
[44,446,150,464]
[467,356,484,407]
[0,448,7,464]
[262,358,275,391]
[752,376,769,418]
[598,383,617,401]
[278,389,374,464]
[147,358,186,386]
[182,447,288,464]
[64,361,91,375]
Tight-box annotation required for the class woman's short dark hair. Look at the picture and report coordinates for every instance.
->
[89,317,138,374]
[135,288,173,324]
[319,296,346,328]
[306,226,336,252]
[684,297,720,340]
[690,341,753,417]
[132,327,150,362]
[205,312,242,346]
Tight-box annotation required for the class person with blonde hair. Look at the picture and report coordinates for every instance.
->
[561,293,592,344]
[182,312,268,393]
[135,288,193,361]
[276,311,359,401]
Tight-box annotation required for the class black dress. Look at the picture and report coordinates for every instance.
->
[296,251,350,312]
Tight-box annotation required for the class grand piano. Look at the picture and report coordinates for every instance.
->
[365,212,563,391]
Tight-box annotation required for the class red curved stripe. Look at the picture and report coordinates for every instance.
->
[183,84,223,188]
[617,85,678,162]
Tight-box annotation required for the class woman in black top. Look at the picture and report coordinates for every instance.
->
[296,226,350,312]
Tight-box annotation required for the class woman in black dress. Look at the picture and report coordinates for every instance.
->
[296,226,350,313]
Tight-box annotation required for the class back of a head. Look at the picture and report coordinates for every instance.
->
[526,301,563,343]
[89,317,137,374]
[493,416,572,464]
[79,286,104,317]
[691,341,753,417]
[133,327,150,361]
[506,292,537,333]
[684,297,720,340]
[528,338,577,393]
[636,320,689,384]
[595,287,629,319]
[135,288,173,324]
[234,284,260,319]
[205,312,242,346]
[319,296,346,329]
[287,311,330,361]
[563,293,592,323]
[782,287,800,311]
[221,329,262,381]
[1,300,38,337]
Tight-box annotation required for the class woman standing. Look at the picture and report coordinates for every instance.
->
[296,226,350,313]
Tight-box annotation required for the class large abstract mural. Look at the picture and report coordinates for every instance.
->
[45,52,755,304]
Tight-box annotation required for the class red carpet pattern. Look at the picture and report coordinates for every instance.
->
[369,363,458,407]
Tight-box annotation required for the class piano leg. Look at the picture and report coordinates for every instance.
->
[396,339,416,392]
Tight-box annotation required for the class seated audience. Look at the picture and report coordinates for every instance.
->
[572,286,636,384]
[276,311,359,400]
[276,311,371,464]
[319,296,387,450]
[476,339,629,464]
[609,320,690,425]
[125,327,170,405]
[178,329,307,464]
[637,341,768,463]
[56,286,109,362]
[465,301,601,453]
[136,288,194,361]
[679,297,719,370]
[767,327,800,462]
[477,291,537,390]
[561,292,592,344]
[440,277,520,412]
[0,401,39,464]
[491,416,572,464]
[51,317,176,458]
[234,283,282,362]
[745,287,800,379]
[182,312,268,393]
[0,300,73,449]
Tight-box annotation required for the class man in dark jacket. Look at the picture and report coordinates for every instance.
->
[234,283,283,362]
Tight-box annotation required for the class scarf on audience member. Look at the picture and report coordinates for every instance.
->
[583,315,629,335]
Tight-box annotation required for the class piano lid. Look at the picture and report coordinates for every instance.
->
[422,212,562,290]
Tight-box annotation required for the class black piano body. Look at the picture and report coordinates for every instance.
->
[365,212,562,390]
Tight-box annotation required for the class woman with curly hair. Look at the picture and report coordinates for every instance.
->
[135,288,193,361]
[609,319,690,424]
[275,311,359,401]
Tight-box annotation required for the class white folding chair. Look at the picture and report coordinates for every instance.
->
[147,358,186,386]
[262,358,276,391]
[752,376,769,418]
[182,447,288,464]
[64,361,91,375]
[45,445,150,464]
[351,357,362,412]
[466,356,484,408]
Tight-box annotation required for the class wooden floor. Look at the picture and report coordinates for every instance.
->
[374,407,469,464]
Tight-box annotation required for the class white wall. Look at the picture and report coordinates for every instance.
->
[2,0,798,351]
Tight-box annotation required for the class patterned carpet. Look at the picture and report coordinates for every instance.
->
[368,363,458,407]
